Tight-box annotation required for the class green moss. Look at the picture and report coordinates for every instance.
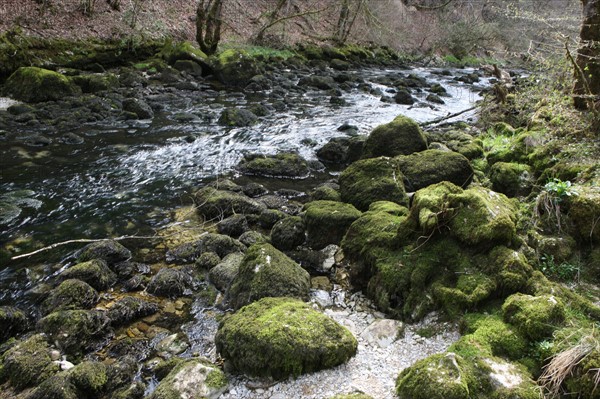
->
[455,315,527,360]
[238,153,309,177]
[212,48,263,86]
[502,293,566,341]
[71,73,118,93]
[566,186,600,243]
[154,357,185,381]
[215,297,357,379]
[159,41,207,65]
[339,157,408,211]
[368,201,408,216]
[311,185,342,201]
[485,246,533,294]
[303,200,362,249]
[194,187,266,219]
[1,334,59,389]
[69,361,108,394]
[41,279,99,315]
[270,216,305,251]
[362,115,427,158]
[218,107,258,127]
[410,181,464,233]
[228,243,310,309]
[148,358,227,399]
[4,67,80,102]
[205,368,228,389]
[433,272,497,316]
[489,162,533,197]
[60,259,117,291]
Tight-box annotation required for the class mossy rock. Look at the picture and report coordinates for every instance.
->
[367,201,409,216]
[433,272,497,316]
[208,252,244,292]
[303,200,362,250]
[28,373,78,399]
[41,279,99,315]
[0,306,28,343]
[107,296,159,326]
[215,297,357,379]
[146,267,193,298]
[566,186,600,243]
[410,181,464,233]
[434,130,484,160]
[213,48,263,87]
[339,157,408,211]
[71,73,118,93]
[238,152,310,178]
[489,162,533,197]
[194,187,266,219]
[227,243,310,309]
[37,310,111,359]
[1,334,59,389]
[502,293,566,341]
[159,41,208,66]
[166,232,246,263]
[4,67,80,102]
[484,246,533,294]
[147,358,227,399]
[448,186,519,247]
[362,115,427,158]
[394,149,474,192]
[60,259,117,291]
[77,240,131,265]
[270,216,306,251]
[316,136,365,165]
[311,184,342,202]
[396,352,473,399]
[218,107,258,127]
[69,361,108,394]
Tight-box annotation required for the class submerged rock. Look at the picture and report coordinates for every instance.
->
[227,243,310,309]
[215,297,357,379]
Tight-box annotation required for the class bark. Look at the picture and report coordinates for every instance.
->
[574,0,600,110]
[196,0,223,55]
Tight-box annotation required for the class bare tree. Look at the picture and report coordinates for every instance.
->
[196,0,223,55]
[334,0,365,45]
[573,0,600,111]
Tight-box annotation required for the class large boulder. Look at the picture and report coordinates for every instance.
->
[215,297,357,379]
[489,162,534,197]
[339,157,409,211]
[1,334,60,389]
[316,136,365,165]
[148,358,227,399]
[394,149,474,192]
[502,293,566,341]
[362,115,427,158]
[237,152,310,178]
[567,186,600,243]
[270,216,306,251]
[41,279,99,315]
[0,306,28,343]
[227,243,310,309]
[60,259,117,291]
[77,240,131,265]
[208,252,244,292]
[213,49,262,87]
[194,187,266,220]
[4,67,79,102]
[303,200,362,250]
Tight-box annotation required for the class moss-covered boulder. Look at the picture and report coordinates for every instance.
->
[238,152,310,178]
[409,181,464,233]
[433,130,484,160]
[215,297,357,379]
[208,252,244,292]
[41,279,99,315]
[489,162,533,197]
[485,246,533,294]
[77,240,131,265]
[107,296,159,326]
[228,243,310,309]
[339,157,409,211]
[218,107,258,127]
[194,187,267,219]
[0,306,28,343]
[303,200,362,250]
[166,232,246,263]
[4,67,79,102]
[316,136,365,165]
[159,41,208,66]
[567,186,600,243]
[122,98,154,119]
[71,73,118,93]
[502,293,566,341]
[146,267,193,298]
[69,360,109,395]
[362,115,427,158]
[394,149,474,192]
[270,216,306,251]
[213,49,262,87]
[28,373,78,399]
[1,334,60,389]
[148,358,227,399]
[37,310,112,359]
[60,259,117,291]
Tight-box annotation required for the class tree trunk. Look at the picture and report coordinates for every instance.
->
[574,0,600,110]
[196,0,223,56]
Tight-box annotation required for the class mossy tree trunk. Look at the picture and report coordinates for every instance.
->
[196,0,223,56]
[333,0,364,45]
[574,0,600,111]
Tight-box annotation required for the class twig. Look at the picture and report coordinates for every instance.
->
[420,105,479,127]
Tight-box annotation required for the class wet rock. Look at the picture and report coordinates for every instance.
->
[108,296,159,326]
[72,73,118,93]
[7,103,34,115]
[215,297,357,379]
[37,310,111,359]
[258,208,287,229]
[303,200,362,250]
[297,75,336,90]
[1,334,59,389]
[156,333,190,356]
[106,356,139,393]
[426,93,445,104]
[238,230,268,247]
[147,358,228,399]
[122,98,154,119]
[23,134,51,146]
[195,252,221,270]
[0,306,28,342]
[194,187,267,219]
[77,240,131,265]
[213,48,262,87]
[270,216,306,251]
[69,360,109,396]
[310,183,342,202]
[395,149,474,191]
[60,259,117,291]
[316,136,365,165]
[173,59,203,77]
[167,233,246,263]
[41,279,99,315]
[218,107,258,127]
[242,182,268,197]
[362,115,427,158]
[4,67,80,103]
[27,373,78,399]
[209,252,244,292]
[339,157,409,211]
[217,214,249,238]
[123,275,147,292]
[60,132,85,144]
[228,243,311,309]
[113,260,151,279]
[147,268,193,297]
[394,89,416,105]
[238,152,310,178]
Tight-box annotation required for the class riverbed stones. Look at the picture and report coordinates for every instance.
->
[41,279,99,315]
[0,306,28,342]
[227,243,310,309]
[218,107,258,127]
[215,297,357,379]
[303,200,362,250]
[339,157,409,211]
[4,67,80,102]
[194,187,266,219]
[270,216,306,251]
[316,136,365,165]
[217,214,249,237]
[362,115,427,158]
[148,358,228,399]
[1,334,60,389]
[60,259,117,291]
[209,252,244,292]
[122,98,154,119]
[237,152,310,178]
[395,149,474,191]
[77,240,131,265]
[146,267,193,297]
[107,296,159,326]
[167,233,246,263]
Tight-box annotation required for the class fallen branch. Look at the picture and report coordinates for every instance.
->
[419,105,479,127]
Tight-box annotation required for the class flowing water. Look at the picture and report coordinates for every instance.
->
[0,65,490,304]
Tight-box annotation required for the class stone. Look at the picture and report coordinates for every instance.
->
[41,279,99,315]
[60,259,117,291]
[209,252,244,292]
[4,67,79,103]
[147,358,227,399]
[146,268,193,298]
[360,319,403,348]
[362,116,427,158]
[122,98,154,119]
[303,200,362,250]
[107,296,159,326]
[0,306,28,342]
[218,107,258,127]
[77,240,131,265]
[270,216,306,251]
